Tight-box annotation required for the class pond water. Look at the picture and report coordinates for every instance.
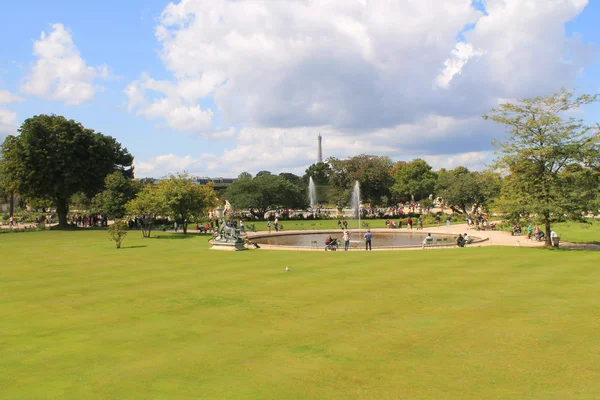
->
[253,231,457,248]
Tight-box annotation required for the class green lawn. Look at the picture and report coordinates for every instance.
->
[1,230,599,399]
[551,219,600,244]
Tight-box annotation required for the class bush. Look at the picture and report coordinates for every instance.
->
[2,214,9,221]
[108,220,128,249]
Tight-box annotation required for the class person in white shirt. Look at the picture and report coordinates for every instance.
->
[422,233,433,248]
[343,231,350,251]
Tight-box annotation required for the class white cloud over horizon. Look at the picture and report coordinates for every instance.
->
[125,0,593,177]
[21,23,109,105]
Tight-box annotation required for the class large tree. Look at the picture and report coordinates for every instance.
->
[435,167,501,214]
[484,89,600,246]
[328,155,394,206]
[158,173,217,234]
[391,158,437,202]
[226,173,307,219]
[0,136,20,218]
[0,115,133,227]
[125,186,165,238]
[302,162,332,205]
[90,171,142,219]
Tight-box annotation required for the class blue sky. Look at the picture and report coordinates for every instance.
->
[1,0,599,178]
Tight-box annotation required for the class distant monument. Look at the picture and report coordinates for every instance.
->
[317,134,323,163]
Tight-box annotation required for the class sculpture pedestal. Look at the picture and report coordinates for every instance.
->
[210,240,247,251]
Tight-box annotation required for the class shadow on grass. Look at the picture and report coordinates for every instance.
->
[121,245,148,249]
[153,234,197,240]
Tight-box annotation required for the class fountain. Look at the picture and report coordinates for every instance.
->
[350,181,360,232]
[309,177,317,209]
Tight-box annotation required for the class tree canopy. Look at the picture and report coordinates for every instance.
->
[391,158,437,202]
[90,171,142,219]
[0,114,133,227]
[159,173,217,234]
[484,88,600,245]
[226,173,307,219]
[328,155,394,206]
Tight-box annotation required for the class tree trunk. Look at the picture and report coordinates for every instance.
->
[56,197,69,228]
[182,222,188,234]
[544,212,552,247]
[9,191,14,218]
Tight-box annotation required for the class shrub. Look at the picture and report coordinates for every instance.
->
[108,220,128,249]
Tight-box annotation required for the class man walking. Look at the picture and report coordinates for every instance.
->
[364,229,372,251]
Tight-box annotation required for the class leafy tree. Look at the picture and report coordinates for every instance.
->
[391,158,437,203]
[158,173,217,234]
[237,172,253,180]
[90,171,141,219]
[226,174,308,219]
[328,155,394,206]
[70,192,91,212]
[255,170,272,178]
[303,162,332,205]
[303,162,332,186]
[0,136,20,218]
[108,220,128,249]
[0,115,133,227]
[125,186,165,238]
[436,167,500,214]
[279,172,303,187]
[484,89,600,246]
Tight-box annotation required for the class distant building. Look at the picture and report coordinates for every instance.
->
[193,177,236,186]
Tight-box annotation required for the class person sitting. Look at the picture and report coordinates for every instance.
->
[456,234,465,247]
[422,233,433,248]
[489,222,496,230]
[464,232,473,244]
[536,230,545,241]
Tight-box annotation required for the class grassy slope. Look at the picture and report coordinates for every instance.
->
[1,231,599,399]
[551,219,600,244]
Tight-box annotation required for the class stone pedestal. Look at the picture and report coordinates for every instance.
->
[210,240,247,251]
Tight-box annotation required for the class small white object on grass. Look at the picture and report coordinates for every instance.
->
[286,266,289,272]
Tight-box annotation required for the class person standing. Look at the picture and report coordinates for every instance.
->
[343,230,350,251]
[267,220,272,233]
[274,217,279,232]
[435,214,441,227]
[364,229,372,251]
[240,220,245,233]
[446,215,451,227]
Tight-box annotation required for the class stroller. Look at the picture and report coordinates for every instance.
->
[324,237,339,251]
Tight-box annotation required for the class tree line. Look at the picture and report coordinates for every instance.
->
[1,89,599,246]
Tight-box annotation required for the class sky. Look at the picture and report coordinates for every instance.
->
[1,0,599,178]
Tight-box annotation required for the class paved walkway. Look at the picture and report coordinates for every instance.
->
[420,223,545,248]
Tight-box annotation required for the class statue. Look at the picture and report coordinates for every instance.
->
[216,217,239,241]
[210,217,246,251]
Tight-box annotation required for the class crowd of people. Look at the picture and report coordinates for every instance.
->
[71,214,107,227]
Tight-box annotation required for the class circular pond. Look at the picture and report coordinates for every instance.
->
[252,231,458,248]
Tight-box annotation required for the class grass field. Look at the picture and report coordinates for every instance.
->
[551,219,600,244]
[1,230,599,399]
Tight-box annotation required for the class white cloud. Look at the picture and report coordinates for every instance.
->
[435,42,483,89]
[0,109,18,138]
[130,0,592,175]
[125,75,216,132]
[0,90,22,105]
[21,23,108,105]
